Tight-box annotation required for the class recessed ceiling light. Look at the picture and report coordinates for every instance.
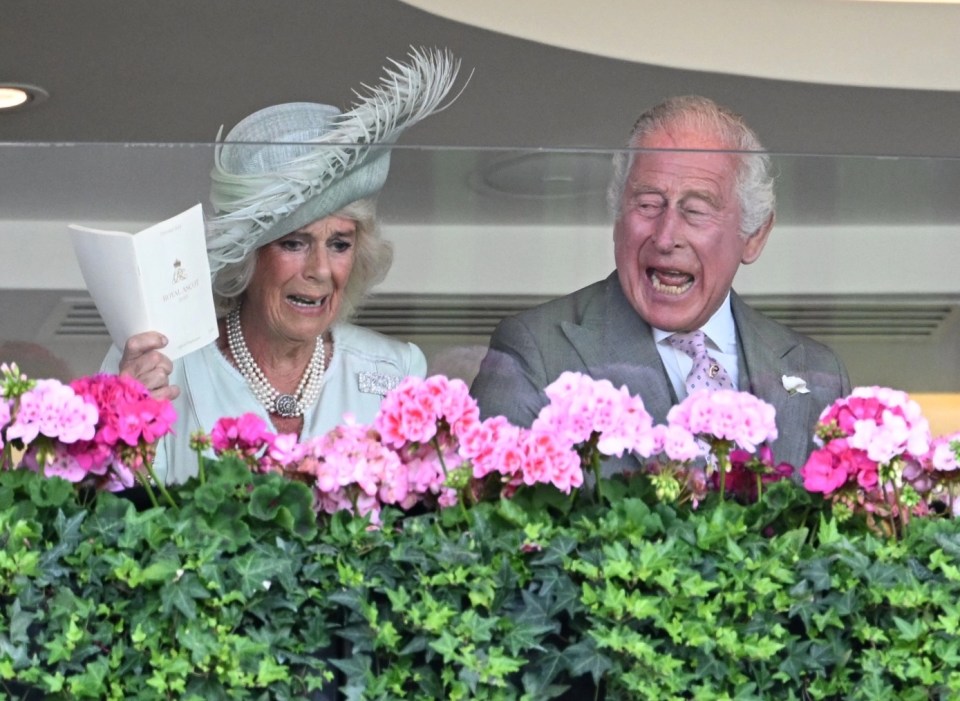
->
[0,83,49,112]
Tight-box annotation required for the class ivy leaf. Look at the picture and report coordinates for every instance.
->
[799,557,834,592]
[563,637,612,684]
[85,498,131,546]
[892,615,924,643]
[66,657,109,698]
[160,572,210,619]
[329,653,373,682]
[522,648,569,698]
[176,624,219,664]
[502,590,559,655]
[231,547,290,599]
[6,600,35,646]
[37,510,87,581]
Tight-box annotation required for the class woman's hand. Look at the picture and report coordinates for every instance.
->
[119,332,181,402]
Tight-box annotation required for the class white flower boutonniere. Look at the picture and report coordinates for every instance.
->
[782,375,810,395]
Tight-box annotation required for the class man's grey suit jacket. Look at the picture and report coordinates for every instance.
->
[471,272,851,472]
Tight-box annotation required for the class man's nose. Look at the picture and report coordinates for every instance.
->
[652,207,684,252]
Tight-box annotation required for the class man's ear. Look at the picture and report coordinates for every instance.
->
[741,212,775,265]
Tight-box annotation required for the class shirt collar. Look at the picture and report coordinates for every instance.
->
[652,292,735,352]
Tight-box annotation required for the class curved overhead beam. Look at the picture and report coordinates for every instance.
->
[400,0,960,91]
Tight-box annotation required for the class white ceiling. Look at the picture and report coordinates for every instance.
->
[406,0,960,91]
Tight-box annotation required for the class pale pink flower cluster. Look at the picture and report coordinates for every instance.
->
[514,429,584,494]
[667,389,779,453]
[459,372,660,496]
[1,367,177,491]
[4,379,97,447]
[373,375,480,507]
[460,416,585,496]
[533,371,658,459]
[209,379,472,524]
[217,416,457,525]
[928,431,960,473]
[303,421,416,525]
[374,375,480,449]
[641,390,781,507]
[652,424,707,463]
[458,415,522,481]
[912,431,960,517]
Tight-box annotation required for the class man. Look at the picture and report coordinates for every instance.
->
[470,95,850,471]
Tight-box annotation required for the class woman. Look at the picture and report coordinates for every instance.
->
[103,48,463,483]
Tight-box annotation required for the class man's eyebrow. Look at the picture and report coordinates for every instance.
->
[628,182,665,195]
[680,189,722,208]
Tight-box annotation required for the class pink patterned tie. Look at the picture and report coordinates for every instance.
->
[667,330,735,394]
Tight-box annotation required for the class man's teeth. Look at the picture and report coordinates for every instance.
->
[651,272,693,295]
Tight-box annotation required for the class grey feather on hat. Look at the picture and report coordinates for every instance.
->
[205,47,465,276]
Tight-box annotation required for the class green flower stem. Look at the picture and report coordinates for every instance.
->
[431,436,471,525]
[890,479,909,537]
[142,447,177,510]
[713,439,732,500]
[591,448,604,505]
[135,469,160,509]
[197,450,206,486]
[756,472,764,502]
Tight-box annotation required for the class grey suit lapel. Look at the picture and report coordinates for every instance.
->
[558,273,677,424]
[733,292,811,465]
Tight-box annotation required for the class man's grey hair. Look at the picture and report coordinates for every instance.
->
[606,95,775,236]
[209,197,392,320]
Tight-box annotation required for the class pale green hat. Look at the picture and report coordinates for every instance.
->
[205,47,463,275]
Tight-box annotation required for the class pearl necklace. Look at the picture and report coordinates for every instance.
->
[226,307,326,418]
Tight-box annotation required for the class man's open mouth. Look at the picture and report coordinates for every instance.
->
[649,269,694,295]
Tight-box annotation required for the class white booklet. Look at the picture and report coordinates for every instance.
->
[68,203,219,360]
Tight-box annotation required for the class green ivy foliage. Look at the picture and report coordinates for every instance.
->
[4,462,960,699]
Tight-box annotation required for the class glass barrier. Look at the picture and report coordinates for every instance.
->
[2,142,958,432]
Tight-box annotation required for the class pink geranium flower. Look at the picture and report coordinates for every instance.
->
[374,375,480,449]
[459,415,523,480]
[533,372,657,459]
[261,432,308,472]
[516,428,583,494]
[802,386,936,534]
[5,379,98,446]
[652,424,707,463]
[928,431,960,473]
[1,369,176,492]
[210,413,271,457]
[667,389,778,454]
